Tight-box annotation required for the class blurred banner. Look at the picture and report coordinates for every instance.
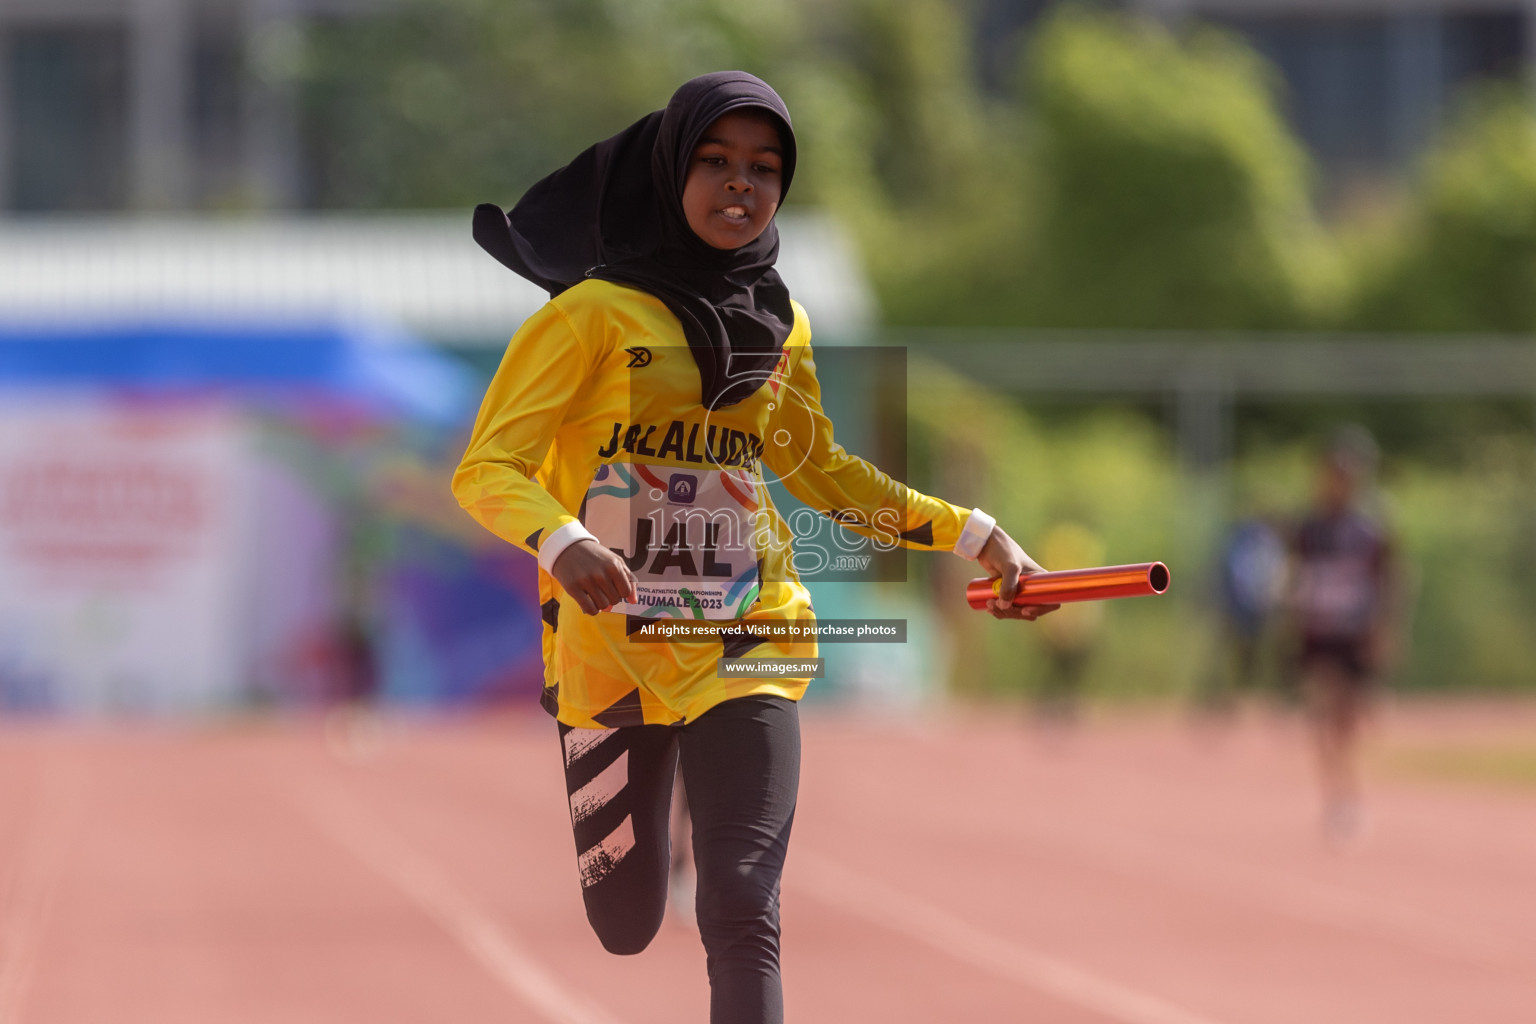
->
[0,210,881,718]
[0,319,543,714]
[0,395,246,713]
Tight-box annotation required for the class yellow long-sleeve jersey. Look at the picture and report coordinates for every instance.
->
[453,279,993,728]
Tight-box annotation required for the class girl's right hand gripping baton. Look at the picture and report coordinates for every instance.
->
[966,562,1171,610]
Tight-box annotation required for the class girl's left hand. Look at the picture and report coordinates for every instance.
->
[976,525,1060,621]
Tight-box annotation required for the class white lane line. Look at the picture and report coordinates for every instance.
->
[0,753,88,1024]
[792,850,1230,1024]
[300,786,624,1024]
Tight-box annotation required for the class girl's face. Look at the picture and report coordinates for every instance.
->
[681,111,784,250]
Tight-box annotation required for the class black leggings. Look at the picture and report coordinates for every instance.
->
[558,695,800,1024]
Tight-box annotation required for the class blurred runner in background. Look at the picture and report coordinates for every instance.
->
[1287,426,1401,841]
[1196,511,1287,720]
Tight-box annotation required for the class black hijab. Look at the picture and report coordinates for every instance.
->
[473,71,797,410]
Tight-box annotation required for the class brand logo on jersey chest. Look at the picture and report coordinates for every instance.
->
[667,473,697,505]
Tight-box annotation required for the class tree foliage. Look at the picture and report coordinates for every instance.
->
[298,0,801,207]
[297,0,1030,323]
[1349,87,1536,333]
[296,1,1530,336]
[1015,8,1337,330]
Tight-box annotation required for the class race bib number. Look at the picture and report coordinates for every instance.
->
[1298,557,1376,634]
[581,463,763,620]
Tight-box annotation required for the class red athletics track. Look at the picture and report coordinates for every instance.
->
[2,702,1534,1023]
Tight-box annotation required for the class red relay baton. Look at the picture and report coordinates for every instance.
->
[967,562,1171,609]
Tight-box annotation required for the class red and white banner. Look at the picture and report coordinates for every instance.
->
[0,396,249,713]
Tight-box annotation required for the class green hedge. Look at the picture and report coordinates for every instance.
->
[906,359,1536,700]
[1350,87,1536,333]
[1017,8,1339,330]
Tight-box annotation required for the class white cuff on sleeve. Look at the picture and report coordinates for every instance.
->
[537,521,600,574]
[953,508,996,561]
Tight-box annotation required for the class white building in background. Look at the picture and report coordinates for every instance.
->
[0,212,874,347]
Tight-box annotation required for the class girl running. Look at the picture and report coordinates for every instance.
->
[454,71,1053,1024]
[1288,427,1400,840]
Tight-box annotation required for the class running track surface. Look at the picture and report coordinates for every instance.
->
[2,703,1534,1023]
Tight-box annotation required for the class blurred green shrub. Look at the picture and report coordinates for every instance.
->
[1389,438,1536,691]
[1348,87,1536,333]
[1016,8,1338,330]
[293,0,1536,696]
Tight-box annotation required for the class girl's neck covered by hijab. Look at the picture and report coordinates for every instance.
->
[474,71,798,411]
